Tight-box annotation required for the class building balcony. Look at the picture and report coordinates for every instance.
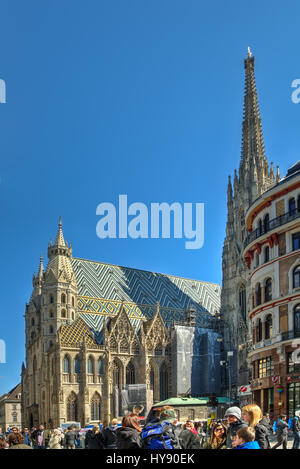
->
[281,330,300,342]
[252,337,278,351]
[250,330,300,354]
[244,209,300,249]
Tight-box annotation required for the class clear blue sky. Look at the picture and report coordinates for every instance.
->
[0,0,300,394]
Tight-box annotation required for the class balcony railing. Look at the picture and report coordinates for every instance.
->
[244,209,300,249]
[281,330,300,341]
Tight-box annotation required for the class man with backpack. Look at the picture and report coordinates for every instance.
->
[272,414,289,449]
[142,407,181,449]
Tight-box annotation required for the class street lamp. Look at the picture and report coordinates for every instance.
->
[220,351,233,406]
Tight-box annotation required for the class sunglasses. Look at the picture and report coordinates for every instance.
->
[215,428,224,432]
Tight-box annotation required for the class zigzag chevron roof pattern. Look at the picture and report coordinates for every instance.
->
[57,259,222,346]
[72,258,221,317]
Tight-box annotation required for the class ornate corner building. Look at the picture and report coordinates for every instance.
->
[21,219,221,428]
[223,50,300,416]
[243,162,300,416]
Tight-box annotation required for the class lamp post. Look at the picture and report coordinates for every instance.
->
[220,351,233,406]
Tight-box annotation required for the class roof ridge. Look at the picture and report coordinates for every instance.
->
[72,257,220,287]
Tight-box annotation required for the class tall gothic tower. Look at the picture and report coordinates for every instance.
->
[221,49,277,397]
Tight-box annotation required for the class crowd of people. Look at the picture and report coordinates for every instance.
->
[0,404,299,450]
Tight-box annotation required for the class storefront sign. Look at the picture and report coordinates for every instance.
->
[238,385,251,395]
[287,375,300,382]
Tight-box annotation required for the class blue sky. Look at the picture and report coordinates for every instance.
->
[0,0,300,394]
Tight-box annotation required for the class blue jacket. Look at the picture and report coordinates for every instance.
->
[234,441,260,449]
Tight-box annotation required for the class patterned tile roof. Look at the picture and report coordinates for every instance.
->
[61,258,222,345]
[72,258,221,316]
[60,317,102,348]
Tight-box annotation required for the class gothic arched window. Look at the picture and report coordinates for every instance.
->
[61,309,66,318]
[87,357,94,374]
[265,314,273,339]
[293,266,300,289]
[90,392,101,421]
[112,361,121,387]
[67,392,78,422]
[49,325,54,334]
[264,278,272,302]
[126,362,135,385]
[63,355,70,373]
[98,358,104,375]
[74,356,80,374]
[61,293,66,304]
[50,294,54,304]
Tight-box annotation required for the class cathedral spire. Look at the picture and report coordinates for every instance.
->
[239,48,269,196]
[54,216,66,247]
[37,253,44,279]
[227,175,233,204]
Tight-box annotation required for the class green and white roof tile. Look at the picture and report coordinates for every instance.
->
[72,258,221,333]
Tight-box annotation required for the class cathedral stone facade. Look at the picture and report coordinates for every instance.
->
[221,49,280,402]
[21,219,221,428]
